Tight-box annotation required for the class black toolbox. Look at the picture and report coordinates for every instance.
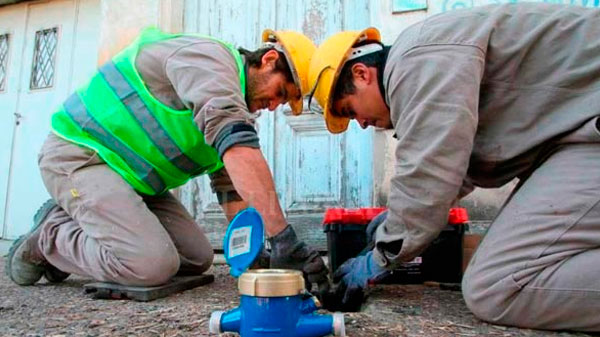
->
[323,207,468,284]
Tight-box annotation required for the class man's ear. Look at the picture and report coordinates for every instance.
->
[260,49,280,70]
[350,63,372,85]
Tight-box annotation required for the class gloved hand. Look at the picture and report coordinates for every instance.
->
[268,225,330,299]
[365,210,388,250]
[250,246,271,269]
[331,250,389,312]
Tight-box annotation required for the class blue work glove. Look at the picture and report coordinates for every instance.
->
[331,250,390,312]
[268,225,330,299]
[365,210,388,249]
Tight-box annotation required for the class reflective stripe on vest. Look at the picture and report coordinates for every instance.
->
[51,28,242,195]
[63,92,167,193]
[98,61,202,175]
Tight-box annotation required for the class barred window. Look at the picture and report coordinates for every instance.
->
[30,27,58,90]
[0,34,9,91]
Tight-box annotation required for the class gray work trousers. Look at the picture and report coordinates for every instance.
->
[462,117,600,332]
[36,133,214,286]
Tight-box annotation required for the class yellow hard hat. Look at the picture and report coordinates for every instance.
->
[307,27,381,133]
[262,29,316,115]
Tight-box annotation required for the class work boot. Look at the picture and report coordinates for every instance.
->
[5,199,69,285]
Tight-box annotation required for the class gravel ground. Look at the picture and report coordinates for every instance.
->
[0,259,595,337]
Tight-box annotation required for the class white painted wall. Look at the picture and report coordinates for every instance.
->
[96,0,182,65]
[1,0,102,239]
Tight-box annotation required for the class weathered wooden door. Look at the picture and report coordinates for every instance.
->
[1,0,100,239]
[180,0,375,249]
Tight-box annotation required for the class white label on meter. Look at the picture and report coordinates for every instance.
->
[228,226,252,258]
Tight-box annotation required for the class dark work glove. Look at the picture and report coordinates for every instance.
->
[330,250,389,312]
[250,247,271,269]
[365,210,388,250]
[268,225,330,300]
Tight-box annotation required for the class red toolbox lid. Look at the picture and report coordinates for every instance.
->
[448,207,469,225]
[323,207,386,225]
[323,207,469,225]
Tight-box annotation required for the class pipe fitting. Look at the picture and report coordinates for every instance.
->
[332,312,346,336]
[209,311,223,334]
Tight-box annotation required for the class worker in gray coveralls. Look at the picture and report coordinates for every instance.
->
[6,27,329,298]
[308,3,600,331]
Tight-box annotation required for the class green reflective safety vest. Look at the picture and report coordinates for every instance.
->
[51,27,246,195]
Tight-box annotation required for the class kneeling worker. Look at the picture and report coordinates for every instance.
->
[7,27,329,298]
[308,3,600,331]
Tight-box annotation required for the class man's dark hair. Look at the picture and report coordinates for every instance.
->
[332,41,386,116]
[238,47,294,84]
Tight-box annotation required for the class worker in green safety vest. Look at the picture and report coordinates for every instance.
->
[6,27,329,297]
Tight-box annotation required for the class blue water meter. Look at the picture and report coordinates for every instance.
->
[214,208,346,336]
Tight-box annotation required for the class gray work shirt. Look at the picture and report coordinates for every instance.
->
[136,36,259,197]
[375,3,600,267]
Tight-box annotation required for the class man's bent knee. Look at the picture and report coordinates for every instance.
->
[195,248,214,273]
[179,247,214,275]
[123,247,180,286]
[462,264,505,324]
[462,263,527,327]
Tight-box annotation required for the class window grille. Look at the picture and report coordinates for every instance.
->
[0,34,9,91]
[30,27,58,89]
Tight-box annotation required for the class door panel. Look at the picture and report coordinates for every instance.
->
[274,113,342,213]
[181,0,374,249]
[0,5,26,238]
[2,0,100,239]
[4,1,76,239]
